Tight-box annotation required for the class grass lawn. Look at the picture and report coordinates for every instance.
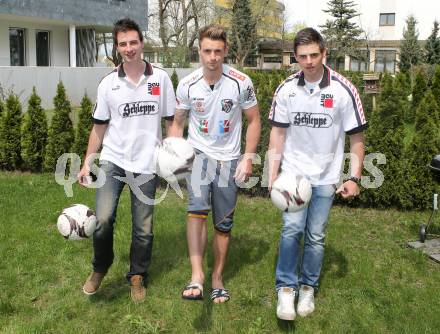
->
[1,172,440,333]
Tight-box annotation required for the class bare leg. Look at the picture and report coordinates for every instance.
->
[211,229,230,303]
[182,217,207,298]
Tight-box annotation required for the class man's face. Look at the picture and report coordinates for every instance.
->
[116,30,143,63]
[198,38,227,72]
[294,43,326,80]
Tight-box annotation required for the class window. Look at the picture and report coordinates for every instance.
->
[375,50,396,73]
[9,28,26,66]
[144,52,155,63]
[290,56,297,64]
[350,51,369,72]
[263,56,282,63]
[326,55,345,71]
[36,31,50,66]
[244,56,257,67]
[379,13,395,26]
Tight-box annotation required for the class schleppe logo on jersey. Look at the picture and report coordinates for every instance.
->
[119,101,159,118]
[292,112,333,128]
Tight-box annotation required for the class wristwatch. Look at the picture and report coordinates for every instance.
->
[348,176,361,185]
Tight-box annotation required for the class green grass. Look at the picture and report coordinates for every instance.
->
[1,172,440,333]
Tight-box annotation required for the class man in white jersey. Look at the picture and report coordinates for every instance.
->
[268,28,367,320]
[77,18,176,303]
[169,24,261,303]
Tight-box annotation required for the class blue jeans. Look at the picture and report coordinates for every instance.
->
[92,160,157,281]
[275,184,335,291]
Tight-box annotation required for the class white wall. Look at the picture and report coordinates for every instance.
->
[0,67,193,109]
[0,19,69,66]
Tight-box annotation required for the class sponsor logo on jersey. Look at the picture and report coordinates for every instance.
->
[221,99,233,113]
[112,85,120,91]
[219,120,230,134]
[292,112,333,128]
[320,93,334,108]
[199,120,209,133]
[119,101,158,118]
[148,82,160,95]
[228,69,246,81]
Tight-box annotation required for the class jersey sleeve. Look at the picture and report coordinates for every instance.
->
[341,84,368,134]
[161,74,176,120]
[239,76,258,110]
[268,84,290,128]
[176,79,192,110]
[92,79,110,124]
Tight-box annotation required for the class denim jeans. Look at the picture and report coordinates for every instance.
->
[275,184,335,291]
[92,160,157,281]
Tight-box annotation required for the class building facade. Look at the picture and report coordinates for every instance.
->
[0,0,148,67]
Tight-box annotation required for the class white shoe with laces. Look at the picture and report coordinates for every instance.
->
[276,287,296,321]
[297,285,315,317]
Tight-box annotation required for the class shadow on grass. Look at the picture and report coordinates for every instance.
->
[320,245,349,283]
[191,233,270,331]
[88,277,128,302]
[277,318,296,332]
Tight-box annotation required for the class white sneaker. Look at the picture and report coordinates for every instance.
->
[277,287,296,320]
[297,285,315,317]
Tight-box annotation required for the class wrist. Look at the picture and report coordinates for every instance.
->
[347,176,361,185]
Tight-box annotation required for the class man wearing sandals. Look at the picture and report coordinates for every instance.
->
[169,24,261,303]
[268,28,366,320]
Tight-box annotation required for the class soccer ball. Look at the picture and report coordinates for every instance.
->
[270,172,312,212]
[156,137,195,181]
[57,204,97,240]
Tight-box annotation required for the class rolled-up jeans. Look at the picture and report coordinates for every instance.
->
[275,184,335,291]
[92,160,157,281]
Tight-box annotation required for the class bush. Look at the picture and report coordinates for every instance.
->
[44,81,74,172]
[410,70,427,123]
[73,94,93,158]
[171,69,179,92]
[21,87,48,172]
[0,94,22,170]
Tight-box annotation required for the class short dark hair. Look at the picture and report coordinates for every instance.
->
[113,18,143,45]
[198,24,227,47]
[293,27,325,54]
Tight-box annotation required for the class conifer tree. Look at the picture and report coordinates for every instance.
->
[44,81,74,171]
[0,94,22,170]
[425,21,440,65]
[73,94,93,159]
[402,91,440,209]
[171,69,179,92]
[363,73,406,207]
[229,0,257,68]
[431,65,440,117]
[320,0,364,71]
[409,71,427,123]
[21,88,48,172]
[399,15,423,72]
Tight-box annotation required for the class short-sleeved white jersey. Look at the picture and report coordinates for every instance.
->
[93,61,176,174]
[269,65,368,185]
[176,64,257,161]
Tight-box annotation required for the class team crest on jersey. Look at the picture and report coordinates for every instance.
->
[221,99,233,113]
[245,86,255,102]
[199,120,209,134]
[228,69,245,81]
[219,120,230,134]
[320,94,334,108]
[148,82,160,95]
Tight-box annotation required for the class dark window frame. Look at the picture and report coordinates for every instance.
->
[9,27,26,66]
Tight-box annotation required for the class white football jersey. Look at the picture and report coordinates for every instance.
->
[93,61,176,174]
[176,64,257,161]
[269,65,368,185]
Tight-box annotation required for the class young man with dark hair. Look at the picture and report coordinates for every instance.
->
[169,24,261,303]
[78,18,176,303]
[268,27,367,320]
